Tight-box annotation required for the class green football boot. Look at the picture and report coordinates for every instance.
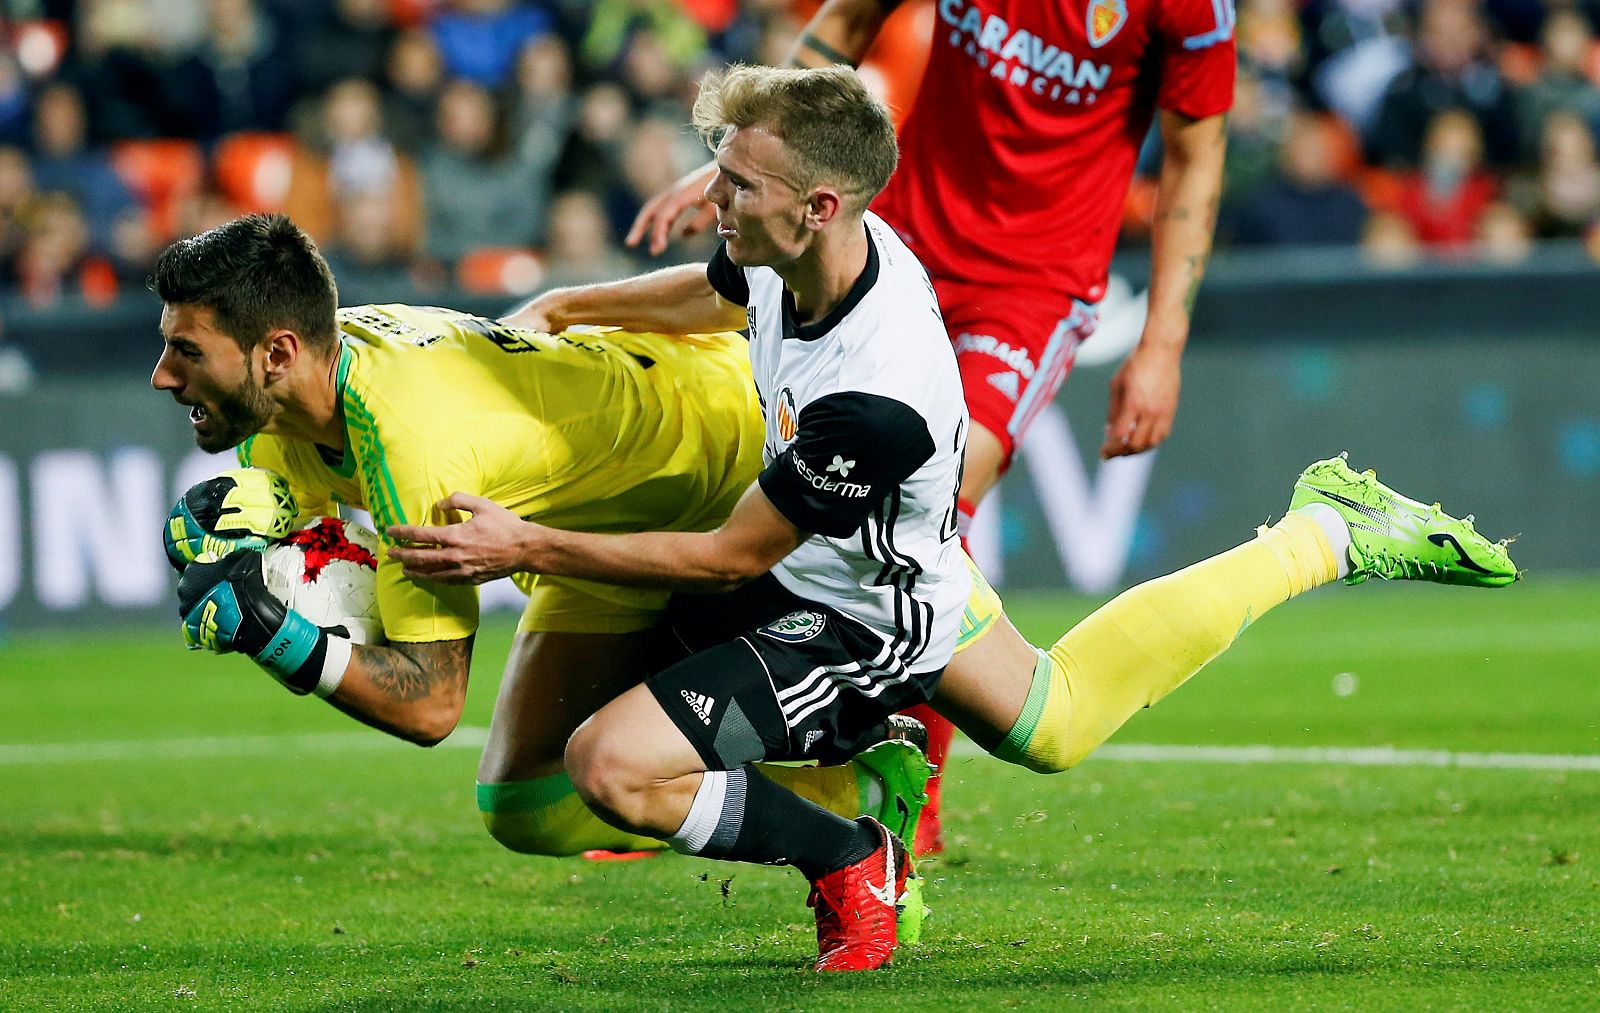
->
[853,728,933,945]
[1289,454,1520,587]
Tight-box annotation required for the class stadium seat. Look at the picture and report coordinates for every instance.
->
[1357,168,1406,216]
[111,139,205,240]
[386,0,429,28]
[1121,175,1159,235]
[456,247,546,296]
[1315,112,1363,183]
[79,257,119,308]
[676,0,739,32]
[213,132,295,214]
[1498,42,1542,86]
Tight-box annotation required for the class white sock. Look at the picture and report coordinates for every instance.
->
[668,769,740,855]
[1296,502,1353,579]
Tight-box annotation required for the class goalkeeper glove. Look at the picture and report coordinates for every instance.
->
[165,468,298,572]
[177,549,350,697]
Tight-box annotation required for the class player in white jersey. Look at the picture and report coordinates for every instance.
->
[391,66,954,972]
[705,210,969,697]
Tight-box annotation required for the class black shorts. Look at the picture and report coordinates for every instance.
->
[646,575,941,769]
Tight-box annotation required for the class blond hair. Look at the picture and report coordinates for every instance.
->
[692,64,898,210]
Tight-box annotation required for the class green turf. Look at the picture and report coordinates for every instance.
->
[2,579,1597,1010]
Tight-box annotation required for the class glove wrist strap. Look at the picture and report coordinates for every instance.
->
[250,609,328,696]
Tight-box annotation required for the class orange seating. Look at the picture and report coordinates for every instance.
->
[456,247,546,296]
[386,0,431,28]
[79,257,119,308]
[213,132,295,213]
[1357,167,1406,215]
[1121,175,1159,235]
[1498,39,1600,86]
[111,139,205,239]
[1315,112,1364,182]
[1498,42,1541,86]
[678,0,739,33]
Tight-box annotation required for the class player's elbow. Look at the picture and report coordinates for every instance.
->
[405,727,452,749]
[398,698,464,747]
[711,536,795,590]
[704,556,772,592]
[682,548,766,592]
[1164,116,1227,169]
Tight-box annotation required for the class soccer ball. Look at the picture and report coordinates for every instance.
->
[261,517,385,644]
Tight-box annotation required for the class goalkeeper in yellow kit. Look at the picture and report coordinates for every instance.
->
[155,214,1519,870]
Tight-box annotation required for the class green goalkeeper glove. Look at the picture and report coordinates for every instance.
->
[177,549,349,697]
[165,468,298,572]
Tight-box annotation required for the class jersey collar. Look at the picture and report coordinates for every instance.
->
[317,340,357,479]
[781,223,880,342]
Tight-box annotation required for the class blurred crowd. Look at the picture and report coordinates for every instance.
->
[0,0,802,308]
[1200,0,1600,267]
[1,0,1599,312]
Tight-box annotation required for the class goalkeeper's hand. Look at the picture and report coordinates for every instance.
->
[177,549,345,696]
[165,468,297,572]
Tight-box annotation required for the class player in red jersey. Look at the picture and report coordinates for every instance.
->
[630,0,1235,854]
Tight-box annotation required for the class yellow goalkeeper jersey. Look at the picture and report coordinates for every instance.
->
[237,304,763,643]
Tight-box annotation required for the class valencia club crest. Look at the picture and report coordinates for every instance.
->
[1087,0,1128,48]
[777,387,798,442]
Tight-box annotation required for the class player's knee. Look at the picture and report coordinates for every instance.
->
[473,806,588,851]
[476,774,605,857]
[1018,752,1076,775]
[479,808,521,852]
[478,809,565,856]
[986,733,1075,773]
[564,723,651,825]
[991,732,1085,775]
[988,716,1081,774]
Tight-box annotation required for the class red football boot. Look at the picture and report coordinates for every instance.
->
[807,818,911,972]
[899,703,953,855]
[580,849,662,862]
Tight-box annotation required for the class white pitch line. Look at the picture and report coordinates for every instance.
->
[951,739,1600,772]
[0,726,490,765]
[2,728,1598,774]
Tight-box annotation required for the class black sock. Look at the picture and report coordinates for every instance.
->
[672,765,880,880]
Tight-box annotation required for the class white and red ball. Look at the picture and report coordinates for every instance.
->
[261,517,385,644]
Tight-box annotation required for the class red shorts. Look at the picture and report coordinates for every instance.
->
[934,275,1098,466]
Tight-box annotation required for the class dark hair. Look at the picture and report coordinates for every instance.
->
[151,214,339,355]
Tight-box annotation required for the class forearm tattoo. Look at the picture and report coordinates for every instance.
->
[360,636,473,702]
[1183,254,1208,316]
[793,32,854,67]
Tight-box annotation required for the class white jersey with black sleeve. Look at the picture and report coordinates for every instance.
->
[706,210,971,675]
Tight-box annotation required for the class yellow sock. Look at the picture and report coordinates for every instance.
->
[478,775,667,856]
[758,762,862,819]
[476,762,863,857]
[1000,512,1338,773]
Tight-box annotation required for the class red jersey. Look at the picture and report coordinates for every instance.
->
[873,0,1237,303]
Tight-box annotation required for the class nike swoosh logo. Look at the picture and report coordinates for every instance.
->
[866,830,899,907]
[1427,532,1494,573]
[1318,489,1390,526]
[894,796,911,838]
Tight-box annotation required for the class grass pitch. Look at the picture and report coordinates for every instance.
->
[2,579,1596,1010]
